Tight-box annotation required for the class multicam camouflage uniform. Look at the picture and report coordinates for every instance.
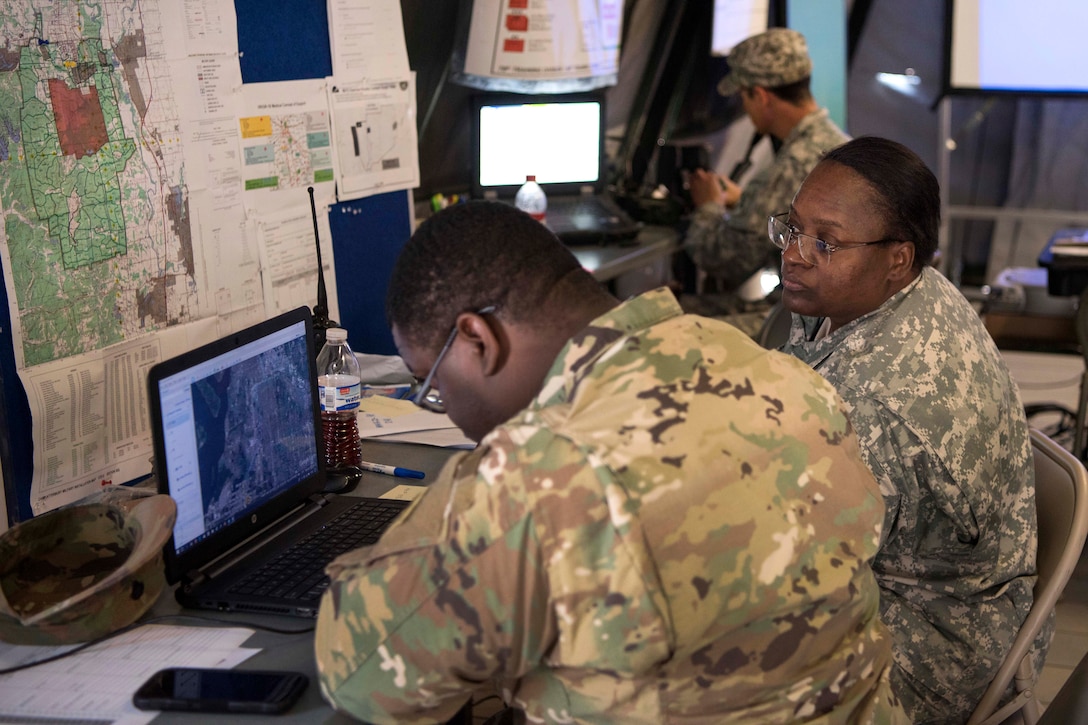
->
[780,267,1039,724]
[683,109,848,290]
[315,288,906,724]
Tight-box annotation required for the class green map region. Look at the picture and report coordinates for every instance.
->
[0,3,196,368]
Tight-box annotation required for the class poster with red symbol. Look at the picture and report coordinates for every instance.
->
[464,0,623,80]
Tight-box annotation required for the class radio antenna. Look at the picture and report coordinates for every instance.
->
[308,186,336,352]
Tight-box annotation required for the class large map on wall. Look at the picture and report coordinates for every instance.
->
[0,0,199,370]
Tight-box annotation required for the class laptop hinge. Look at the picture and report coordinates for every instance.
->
[578,185,594,196]
[182,569,206,592]
[188,497,328,583]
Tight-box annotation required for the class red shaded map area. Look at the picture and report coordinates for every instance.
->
[49,79,108,159]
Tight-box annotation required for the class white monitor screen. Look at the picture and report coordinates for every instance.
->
[948,0,1088,94]
[711,0,769,57]
[477,99,601,189]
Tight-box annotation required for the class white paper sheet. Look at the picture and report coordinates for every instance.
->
[22,318,220,515]
[238,79,337,215]
[464,0,624,80]
[327,0,411,79]
[0,624,258,725]
[252,204,341,322]
[326,74,420,201]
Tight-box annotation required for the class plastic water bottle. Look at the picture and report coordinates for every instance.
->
[515,175,547,221]
[316,327,362,472]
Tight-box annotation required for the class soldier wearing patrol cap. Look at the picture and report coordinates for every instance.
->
[684,27,849,296]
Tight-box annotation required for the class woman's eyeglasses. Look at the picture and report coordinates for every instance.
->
[767,213,900,266]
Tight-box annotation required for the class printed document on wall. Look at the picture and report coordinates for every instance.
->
[160,0,240,59]
[238,79,337,216]
[20,319,219,515]
[328,0,411,79]
[327,74,420,201]
[252,205,341,321]
[464,0,624,80]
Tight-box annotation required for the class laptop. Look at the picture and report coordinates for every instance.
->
[472,92,642,245]
[147,307,409,618]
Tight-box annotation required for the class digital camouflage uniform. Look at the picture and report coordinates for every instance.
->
[780,267,1039,724]
[316,288,907,724]
[683,108,849,290]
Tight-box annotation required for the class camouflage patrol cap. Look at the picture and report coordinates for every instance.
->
[717,28,813,96]
[0,491,176,645]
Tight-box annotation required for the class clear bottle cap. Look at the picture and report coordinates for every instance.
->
[325,327,347,343]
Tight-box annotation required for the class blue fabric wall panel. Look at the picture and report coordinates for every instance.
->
[236,0,332,82]
[329,193,411,357]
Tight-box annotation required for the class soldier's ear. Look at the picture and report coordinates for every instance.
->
[454,311,505,378]
[888,241,915,281]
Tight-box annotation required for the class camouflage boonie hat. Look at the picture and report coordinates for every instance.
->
[717,27,813,96]
[0,491,176,645]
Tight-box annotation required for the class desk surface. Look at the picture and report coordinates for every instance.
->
[571,225,679,283]
[147,439,460,723]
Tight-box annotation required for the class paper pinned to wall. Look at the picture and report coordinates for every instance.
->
[327,0,411,79]
[326,74,420,202]
[238,79,337,216]
[252,204,341,322]
[463,0,624,81]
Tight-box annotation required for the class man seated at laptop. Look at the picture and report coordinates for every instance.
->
[682,28,848,305]
[314,201,906,723]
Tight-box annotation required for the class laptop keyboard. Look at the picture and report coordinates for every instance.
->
[546,195,641,245]
[548,195,625,223]
[227,497,410,602]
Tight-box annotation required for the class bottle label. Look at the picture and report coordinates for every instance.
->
[318,375,361,411]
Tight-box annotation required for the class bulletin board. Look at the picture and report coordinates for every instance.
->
[0,0,411,523]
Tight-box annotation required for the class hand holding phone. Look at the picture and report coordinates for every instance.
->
[133,667,308,714]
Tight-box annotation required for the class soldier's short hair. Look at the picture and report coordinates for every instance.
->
[821,136,940,268]
[386,201,599,353]
[764,76,813,105]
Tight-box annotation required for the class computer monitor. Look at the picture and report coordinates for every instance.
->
[471,93,606,199]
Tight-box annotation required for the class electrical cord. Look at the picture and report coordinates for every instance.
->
[0,613,314,676]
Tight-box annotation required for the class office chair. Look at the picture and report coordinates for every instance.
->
[966,428,1088,725]
[1036,648,1088,725]
[1072,288,1088,460]
[755,300,792,349]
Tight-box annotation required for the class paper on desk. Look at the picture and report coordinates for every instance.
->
[356,395,475,447]
[357,394,456,436]
[381,484,427,501]
[0,624,257,725]
[368,428,476,448]
[1053,241,1088,256]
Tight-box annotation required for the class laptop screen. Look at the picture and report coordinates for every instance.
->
[472,92,605,199]
[152,309,320,558]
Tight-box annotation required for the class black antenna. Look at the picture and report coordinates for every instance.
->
[308,186,337,353]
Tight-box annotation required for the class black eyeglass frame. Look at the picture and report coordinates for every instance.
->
[410,306,497,414]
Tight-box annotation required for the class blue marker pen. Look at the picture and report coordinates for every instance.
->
[359,460,425,479]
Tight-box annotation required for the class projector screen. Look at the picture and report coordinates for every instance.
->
[947,0,1088,95]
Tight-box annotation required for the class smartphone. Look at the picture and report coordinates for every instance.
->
[133,667,308,714]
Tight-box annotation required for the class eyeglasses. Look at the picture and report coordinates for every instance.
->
[410,306,496,414]
[768,213,899,266]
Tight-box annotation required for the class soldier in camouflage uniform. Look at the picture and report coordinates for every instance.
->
[684,28,849,292]
[776,137,1038,724]
[315,201,907,724]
